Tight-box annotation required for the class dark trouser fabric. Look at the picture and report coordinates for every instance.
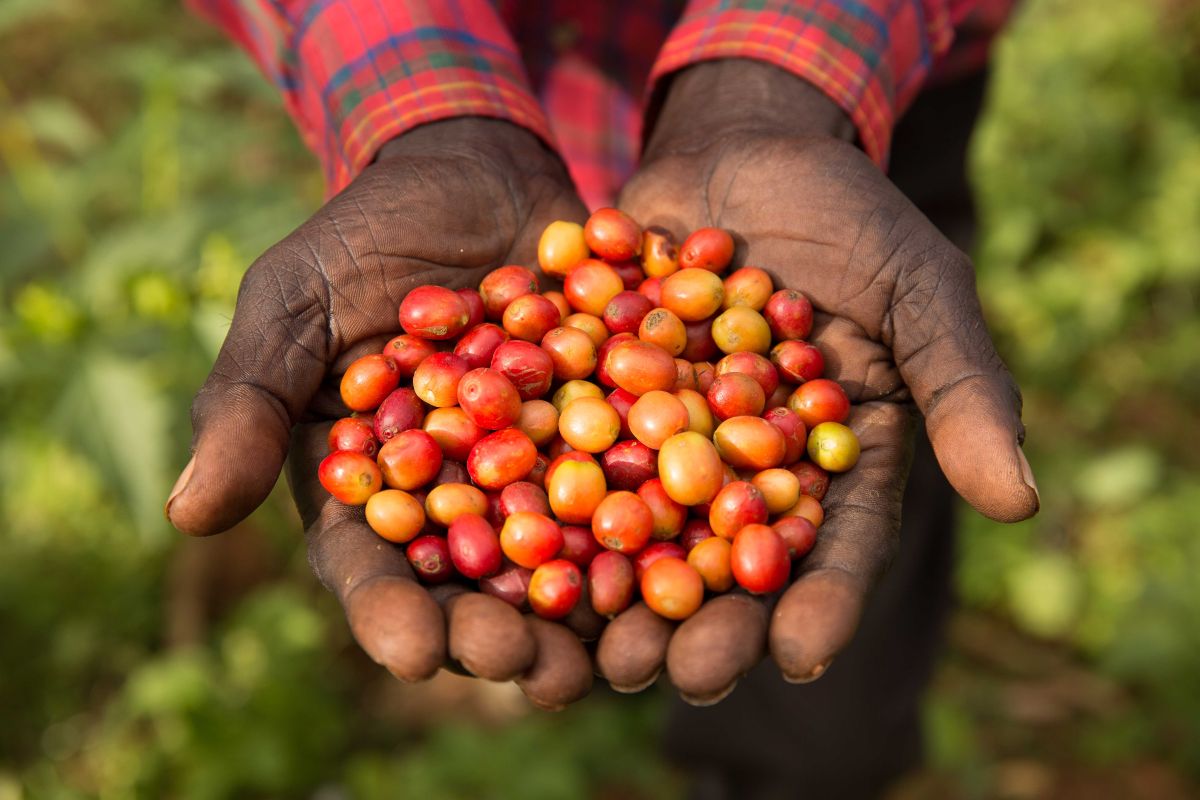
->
[664,72,989,800]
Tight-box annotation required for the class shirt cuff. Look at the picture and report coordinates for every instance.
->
[649,1,963,169]
[191,0,556,195]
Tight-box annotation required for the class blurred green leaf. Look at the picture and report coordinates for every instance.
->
[1005,554,1084,639]
[0,0,57,35]
[56,353,171,539]
[1074,446,1163,509]
[20,97,100,156]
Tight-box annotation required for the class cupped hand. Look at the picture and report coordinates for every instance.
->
[598,60,1040,703]
[166,118,594,709]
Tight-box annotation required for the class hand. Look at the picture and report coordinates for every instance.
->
[166,119,595,709]
[599,60,1040,703]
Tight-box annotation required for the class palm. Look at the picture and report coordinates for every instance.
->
[603,134,1036,700]
[280,148,585,423]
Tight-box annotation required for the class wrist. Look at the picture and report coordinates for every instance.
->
[644,59,856,162]
[376,117,569,184]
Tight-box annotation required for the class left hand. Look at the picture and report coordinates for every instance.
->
[598,59,1039,703]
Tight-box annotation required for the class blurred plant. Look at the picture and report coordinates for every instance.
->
[962,0,1200,774]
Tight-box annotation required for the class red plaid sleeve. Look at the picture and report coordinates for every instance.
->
[649,0,1006,168]
[189,0,556,194]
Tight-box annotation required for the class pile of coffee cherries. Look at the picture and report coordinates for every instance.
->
[318,209,859,623]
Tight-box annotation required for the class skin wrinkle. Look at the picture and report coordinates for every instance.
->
[324,211,387,333]
[834,211,877,309]
[806,510,901,583]
[694,146,722,229]
[705,139,755,228]
[277,296,330,370]
[834,256,895,334]
[895,306,987,393]
[743,228,844,255]
[852,207,909,295]
[805,539,894,587]
[863,359,907,401]
[810,314,899,398]
[923,371,1012,429]
[894,256,953,327]
[892,277,1003,400]
[305,518,351,594]
[886,248,969,349]
[895,323,960,374]
[346,192,386,276]
[284,235,339,358]
[791,564,871,596]
[234,309,325,416]
[204,377,294,435]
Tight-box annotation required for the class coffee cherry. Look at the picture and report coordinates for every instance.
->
[340,354,400,411]
[318,451,382,505]
[584,208,642,262]
[807,421,861,472]
[529,559,584,619]
[679,227,734,273]
[399,285,470,340]
[730,524,790,594]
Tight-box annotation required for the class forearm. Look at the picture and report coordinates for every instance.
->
[190,0,556,194]
[647,0,988,168]
[376,117,567,180]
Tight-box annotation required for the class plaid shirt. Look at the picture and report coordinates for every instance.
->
[191,0,1012,207]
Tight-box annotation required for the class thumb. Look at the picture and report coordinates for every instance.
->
[167,253,328,535]
[890,247,1039,522]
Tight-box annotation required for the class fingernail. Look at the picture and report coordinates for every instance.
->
[680,681,738,707]
[609,669,662,694]
[1017,447,1040,508]
[788,659,832,684]
[164,455,196,520]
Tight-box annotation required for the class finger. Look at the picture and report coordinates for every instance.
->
[770,402,913,682]
[516,617,594,711]
[288,421,445,682]
[665,593,768,706]
[318,518,446,682]
[561,584,607,643]
[889,248,1039,522]
[167,247,330,536]
[445,592,537,681]
[808,313,906,403]
[596,602,675,692]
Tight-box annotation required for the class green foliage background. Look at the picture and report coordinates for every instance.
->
[1,0,1197,796]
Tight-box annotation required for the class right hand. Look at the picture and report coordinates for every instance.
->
[166,118,597,709]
